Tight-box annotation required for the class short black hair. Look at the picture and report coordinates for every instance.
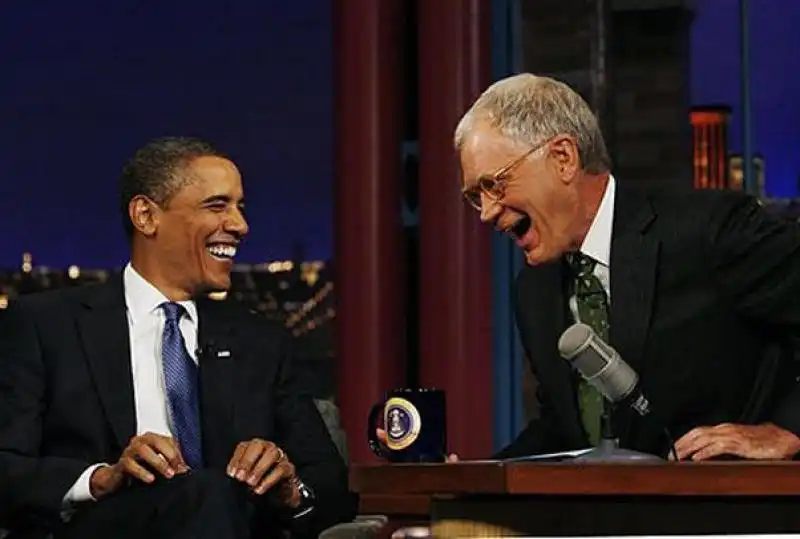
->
[119,136,227,239]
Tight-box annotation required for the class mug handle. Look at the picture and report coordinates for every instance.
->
[367,402,389,458]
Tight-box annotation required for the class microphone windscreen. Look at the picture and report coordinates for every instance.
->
[557,323,593,359]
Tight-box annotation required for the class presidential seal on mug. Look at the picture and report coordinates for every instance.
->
[384,397,422,451]
[368,388,447,463]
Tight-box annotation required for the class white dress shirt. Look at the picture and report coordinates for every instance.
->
[63,263,198,506]
[568,175,616,321]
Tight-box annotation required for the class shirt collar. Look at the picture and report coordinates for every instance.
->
[123,263,198,326]
[579,174,616,267]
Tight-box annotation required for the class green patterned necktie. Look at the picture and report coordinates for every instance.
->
[567,252,609,445]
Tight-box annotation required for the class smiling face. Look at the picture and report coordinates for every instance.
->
[129,155,249,298]
[459,123,583,265]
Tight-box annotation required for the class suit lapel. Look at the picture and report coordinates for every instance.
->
[609,184,659,371]
[196,298,239,466]
[609,184,659,443]
[523,262,586,446]
[78,275,136,450]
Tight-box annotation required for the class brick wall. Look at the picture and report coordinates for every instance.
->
[520,0,694,190]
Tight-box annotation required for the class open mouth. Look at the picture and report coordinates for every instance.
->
[206,243,237,262]
[508,215,532,240]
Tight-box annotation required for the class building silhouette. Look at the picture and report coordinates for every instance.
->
[728,153,765,198]
[690,106,732,189]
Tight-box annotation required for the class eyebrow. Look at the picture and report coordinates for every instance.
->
[201,195,245,206]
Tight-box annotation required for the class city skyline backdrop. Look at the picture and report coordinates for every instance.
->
[2,0,799,269]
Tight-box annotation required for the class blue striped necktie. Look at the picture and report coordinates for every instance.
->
[160,301,203,468]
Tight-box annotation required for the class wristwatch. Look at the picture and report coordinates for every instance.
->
[291,477,315,518]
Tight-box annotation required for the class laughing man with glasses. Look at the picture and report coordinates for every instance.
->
[451,73,800,463]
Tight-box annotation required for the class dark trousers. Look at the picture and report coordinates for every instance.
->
[54,469,283,539]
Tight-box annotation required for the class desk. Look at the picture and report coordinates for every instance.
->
[352,461,800,537]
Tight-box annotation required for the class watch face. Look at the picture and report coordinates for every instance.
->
[298,480,315,501]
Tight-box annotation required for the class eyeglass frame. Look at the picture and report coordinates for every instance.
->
[461,136,554,211]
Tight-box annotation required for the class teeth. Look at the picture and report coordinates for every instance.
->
[207,244,236,259]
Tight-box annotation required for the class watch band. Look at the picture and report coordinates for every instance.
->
[291,477,315,519]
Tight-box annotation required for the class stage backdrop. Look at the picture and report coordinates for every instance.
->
[1,0,798,271]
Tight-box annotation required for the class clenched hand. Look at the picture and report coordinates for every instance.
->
[90,432,189,499]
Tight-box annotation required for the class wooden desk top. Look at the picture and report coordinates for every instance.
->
[352,460,800,497]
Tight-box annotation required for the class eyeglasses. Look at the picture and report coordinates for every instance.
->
[461,138,551,211]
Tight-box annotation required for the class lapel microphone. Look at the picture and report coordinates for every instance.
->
[197,340,217,361]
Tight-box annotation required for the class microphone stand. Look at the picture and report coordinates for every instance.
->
[574,399,662,462]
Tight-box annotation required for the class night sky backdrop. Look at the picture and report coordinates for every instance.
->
[691,0,800,198]
[2,0,798,269]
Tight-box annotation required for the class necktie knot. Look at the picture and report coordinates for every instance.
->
[161,302,185,324]
[567,252,596,278]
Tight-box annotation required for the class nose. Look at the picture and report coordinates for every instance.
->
[225,207,249,238]
[479,196,502,223]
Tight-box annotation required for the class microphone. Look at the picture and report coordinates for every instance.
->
[558,323,677,461]
[557,323,650,416]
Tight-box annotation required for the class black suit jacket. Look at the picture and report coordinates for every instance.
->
[0,276,355,536]
[497,184,800,458]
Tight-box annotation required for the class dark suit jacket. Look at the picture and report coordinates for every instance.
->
[496,184,800,459]
[0,276,355,537]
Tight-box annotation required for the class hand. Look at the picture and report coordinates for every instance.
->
[90,432,189,499]
[376,428,460,462]
[227,438,299,505]
[672,422,800,461]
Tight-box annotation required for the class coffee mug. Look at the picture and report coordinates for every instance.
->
[368,388,447,463]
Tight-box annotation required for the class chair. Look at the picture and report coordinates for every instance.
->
[313,399,387,538]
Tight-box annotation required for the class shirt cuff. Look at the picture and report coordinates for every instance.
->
[62,463,108,507]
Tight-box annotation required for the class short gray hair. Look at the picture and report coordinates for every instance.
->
[454,73,610,173]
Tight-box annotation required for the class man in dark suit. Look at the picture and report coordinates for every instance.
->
[0,137,355,538]
[453,73,800,461]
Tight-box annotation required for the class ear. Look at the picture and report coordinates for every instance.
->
[128,195,161,237]
[549,135,580,184]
